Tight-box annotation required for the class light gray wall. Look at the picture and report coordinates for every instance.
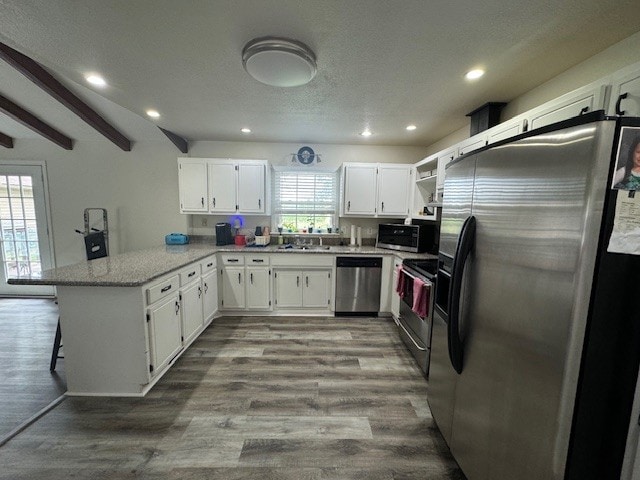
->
[424,30,640,156]
[0,139,187,266]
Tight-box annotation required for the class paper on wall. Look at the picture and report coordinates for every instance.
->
[608,192,640,254]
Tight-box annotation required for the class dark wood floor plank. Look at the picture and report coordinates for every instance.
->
[0,314,463,479]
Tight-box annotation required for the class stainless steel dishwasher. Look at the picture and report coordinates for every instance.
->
[335,256,382,316]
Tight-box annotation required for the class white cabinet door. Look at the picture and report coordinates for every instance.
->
[528,84,608,131]
[457,134,487,157]
[486,120,523,145]
[178,159,208,213]
[147,294,182,375]
[238,163,265,213]
[344,164,377,215]
[246,267,271,310]
[180,280,204,345]
[377,165,411,216]
[202,271,218,323]
[221,266,245,309]
[610,67,640,116]
[436,149,457,191]
[391,259,401,321]
[209,161,237,213]
[274,270,303,308]
[303,270,331,308]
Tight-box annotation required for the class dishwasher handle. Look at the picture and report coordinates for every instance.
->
[336,256,382,268]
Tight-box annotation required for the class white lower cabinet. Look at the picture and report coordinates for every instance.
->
[202,270,218,323]
[180,280,204,345]
[246,266,271,309]
[274,269,331,309]
[147,294,182,376]
[391,257,402,321]
[221,266,245,309]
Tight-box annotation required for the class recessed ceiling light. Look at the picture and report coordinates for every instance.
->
[360,129,372,137]
[85,74,107,87]
[146,110,160,118]
[406,124,417,131]
[465,69,485,80]
[241,127,251,134]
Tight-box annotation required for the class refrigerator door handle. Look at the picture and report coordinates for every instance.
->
[448,215,476,374]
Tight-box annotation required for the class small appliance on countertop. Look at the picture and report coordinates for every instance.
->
[165,233,189,245]
[215,222,233,245]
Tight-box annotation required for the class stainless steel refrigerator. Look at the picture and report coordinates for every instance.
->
[428,112,640,480]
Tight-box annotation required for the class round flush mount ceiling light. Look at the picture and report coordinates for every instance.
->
[406,124,417,131]
[242,36,317,87]
[146,109,160,118]
[240,127,251,134]
[360,129,372,137]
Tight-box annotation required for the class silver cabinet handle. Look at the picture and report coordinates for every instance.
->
[250,272,254,284]
[188,271,196,278]
[228,259,239,263]
[198,286,202,298]
[204,282,208,293]
[258,198,261,208]
[347,200,351,211]
[252,259,264,263]
[297,276,300,287]
[201,197,204,207]
[175,301,180,315]
[238,273,242,284]
[161,285,172,293]
[381,202,384,212]
[306,276,309,287]
[212,197,216,208]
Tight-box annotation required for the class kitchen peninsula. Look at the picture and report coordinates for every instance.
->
[9,243,432,397]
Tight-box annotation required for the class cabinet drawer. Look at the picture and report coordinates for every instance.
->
[179,264,201,285]
[221,254,245,265]
[147,275,180,304]
[246,255,269,265]
[201,255,217,274]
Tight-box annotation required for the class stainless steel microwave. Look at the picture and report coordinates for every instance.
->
[376,223,439,253]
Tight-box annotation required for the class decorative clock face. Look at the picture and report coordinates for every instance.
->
[297,146,315,165]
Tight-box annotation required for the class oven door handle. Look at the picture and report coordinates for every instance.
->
[398,319,427,352]
[448,215,476,374]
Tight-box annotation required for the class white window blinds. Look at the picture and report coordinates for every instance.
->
[272,169,338,231]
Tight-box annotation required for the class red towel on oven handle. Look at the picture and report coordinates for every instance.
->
[395,266,406,298]
[412,277,429,317]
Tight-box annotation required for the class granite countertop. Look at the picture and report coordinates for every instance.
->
[8,243,436,287]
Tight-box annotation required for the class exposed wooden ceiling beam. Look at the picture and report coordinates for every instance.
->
[0,94,73,150]
[0,131,14,148]
[0,41,131,151]
[159,127,188,154]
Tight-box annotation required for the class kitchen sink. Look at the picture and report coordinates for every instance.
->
[277,245,331,251]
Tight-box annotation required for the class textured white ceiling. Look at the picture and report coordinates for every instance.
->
[0,0,639,147]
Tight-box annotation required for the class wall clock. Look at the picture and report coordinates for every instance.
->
[295,146,318,165]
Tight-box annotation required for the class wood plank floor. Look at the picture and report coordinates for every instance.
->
[0,315,465,479]
[0,298,65,436]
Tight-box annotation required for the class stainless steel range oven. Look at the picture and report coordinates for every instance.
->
[397,258,437,376]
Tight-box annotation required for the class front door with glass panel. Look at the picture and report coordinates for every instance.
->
[0,165,54,296]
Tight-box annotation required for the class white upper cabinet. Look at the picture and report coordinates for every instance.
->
[342,163,411,217]
[209,161,237,212]
[457,133,487,157]
[436,148,457,192]
[178,158,208,213]
[609,62,640,117]
[528,82,609,131]
[237,163,266,213]
[343,164,378,215]
[377,165,412,216]
[178,158,268,215]
[486,118,525,145]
